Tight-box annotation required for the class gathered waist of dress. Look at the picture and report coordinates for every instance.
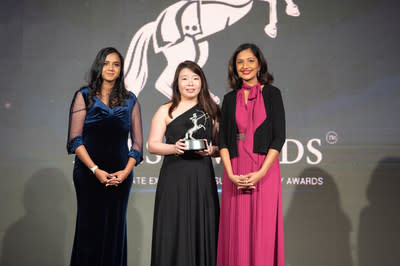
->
[165,151,205,160]
[85,144,129,158]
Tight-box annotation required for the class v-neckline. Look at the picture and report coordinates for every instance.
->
[94,95,112,110]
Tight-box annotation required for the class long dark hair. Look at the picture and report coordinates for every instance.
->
[168,60,220,122]
[86,47,129,108]
[228,43,274,90]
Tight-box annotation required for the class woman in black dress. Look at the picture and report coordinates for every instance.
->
[148,60,220,266]
[67,47,143,266]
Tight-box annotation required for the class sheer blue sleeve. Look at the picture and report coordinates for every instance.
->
[67,91,86,154]
[128,97,143,165]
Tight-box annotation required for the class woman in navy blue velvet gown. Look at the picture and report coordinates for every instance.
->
[67,47,143,266]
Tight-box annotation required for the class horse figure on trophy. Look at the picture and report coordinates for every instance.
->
[184,110,209,150]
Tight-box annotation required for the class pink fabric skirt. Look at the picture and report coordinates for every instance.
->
[217,139,285,266]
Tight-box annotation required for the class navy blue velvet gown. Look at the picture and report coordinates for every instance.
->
[67,87,143,266]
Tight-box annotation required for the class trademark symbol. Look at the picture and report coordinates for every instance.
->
[326,131,338,144]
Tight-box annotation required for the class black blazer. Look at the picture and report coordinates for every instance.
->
[218,84,286,158]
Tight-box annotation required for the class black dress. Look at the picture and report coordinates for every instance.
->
[67,87,143,266]
[151,105,219,266]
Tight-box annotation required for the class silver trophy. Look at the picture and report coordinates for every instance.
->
[184,110,209,150]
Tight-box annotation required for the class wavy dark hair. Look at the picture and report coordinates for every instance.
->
[228,43,274,90]
[168,60,220,122]
[86,47,129,108]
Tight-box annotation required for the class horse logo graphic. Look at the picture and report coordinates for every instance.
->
[124,0,300,103]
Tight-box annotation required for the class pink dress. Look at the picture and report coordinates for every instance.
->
[217,84,285,266]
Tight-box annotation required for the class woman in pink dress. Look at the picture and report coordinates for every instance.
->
[217,43,286,266]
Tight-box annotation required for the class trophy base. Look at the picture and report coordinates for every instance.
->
[184,139,205,150]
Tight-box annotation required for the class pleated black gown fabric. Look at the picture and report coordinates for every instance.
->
[151,105,219,266]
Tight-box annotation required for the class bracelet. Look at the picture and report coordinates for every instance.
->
[90,165,98,174]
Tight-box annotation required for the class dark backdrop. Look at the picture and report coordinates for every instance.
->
[1,1,399,265]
